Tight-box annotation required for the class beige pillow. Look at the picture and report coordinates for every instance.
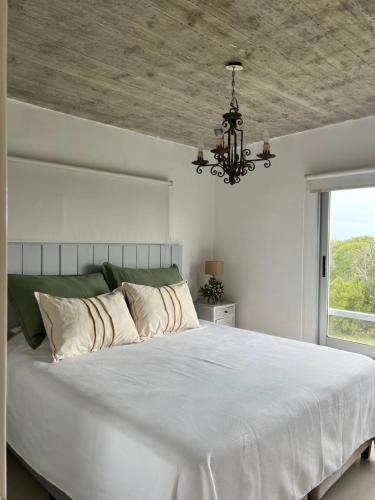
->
[35,290,140,362]
[122,281,200,339]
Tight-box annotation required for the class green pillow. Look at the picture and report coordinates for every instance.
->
[8,273,110,349]
[102,263,183,290]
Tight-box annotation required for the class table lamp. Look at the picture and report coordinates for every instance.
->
[200,260,224,304]
[205,260,224,278]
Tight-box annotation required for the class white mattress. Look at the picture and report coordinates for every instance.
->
[7,322,375,500]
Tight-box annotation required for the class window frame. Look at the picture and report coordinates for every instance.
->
[318,191,375,358]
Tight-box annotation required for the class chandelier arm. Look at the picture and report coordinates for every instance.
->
[196,162,222,174]
[242,148,251,159]
[263,159,272,168]
[210,165,225,178]
[245,158,274,166]
[243,160,256,172]
[196,162,222,169]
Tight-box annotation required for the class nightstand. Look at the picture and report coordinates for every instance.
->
[195,302,236,327]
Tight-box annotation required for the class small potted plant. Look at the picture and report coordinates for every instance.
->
[199,277,224,304]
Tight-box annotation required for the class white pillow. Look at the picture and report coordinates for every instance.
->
[122,280,200,339]
[35,290,140,362]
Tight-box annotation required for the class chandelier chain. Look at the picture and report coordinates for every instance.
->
[230,68,239,112]
[231,68,235,101]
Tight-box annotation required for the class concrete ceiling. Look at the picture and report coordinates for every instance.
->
[7,0,375,147]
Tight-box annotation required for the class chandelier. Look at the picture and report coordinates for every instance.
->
[192,62,276,185]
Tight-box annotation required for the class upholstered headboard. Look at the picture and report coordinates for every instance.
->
[7,242,182,330]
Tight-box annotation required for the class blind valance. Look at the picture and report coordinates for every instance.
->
[306,166,375,192]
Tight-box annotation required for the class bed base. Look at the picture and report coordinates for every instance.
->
[9,438,373,500]
[301,438,373,500]
[306,438,373,500]
[8,445,70,500]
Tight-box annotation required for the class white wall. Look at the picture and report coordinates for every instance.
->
[8,99,375,344]
[214,116,375,343]
[7,99,215,297]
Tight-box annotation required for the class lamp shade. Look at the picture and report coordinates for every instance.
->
[205,260,224,276]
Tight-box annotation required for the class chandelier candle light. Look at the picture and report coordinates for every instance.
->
[192,62,276,185]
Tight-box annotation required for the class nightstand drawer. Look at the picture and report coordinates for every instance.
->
[216,316,235,327]
[194,301,236,325]
[215,305,235,320]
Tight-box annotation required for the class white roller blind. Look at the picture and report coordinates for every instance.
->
[8,157,171,243]
[306,166,375,192]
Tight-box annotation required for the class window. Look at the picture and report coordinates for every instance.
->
[319,187,375,356]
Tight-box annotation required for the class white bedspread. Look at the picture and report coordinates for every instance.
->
[7,322,375,500]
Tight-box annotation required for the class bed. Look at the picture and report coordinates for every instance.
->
[7,243,375,500]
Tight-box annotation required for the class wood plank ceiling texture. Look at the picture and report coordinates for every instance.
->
[7,0,375,147]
